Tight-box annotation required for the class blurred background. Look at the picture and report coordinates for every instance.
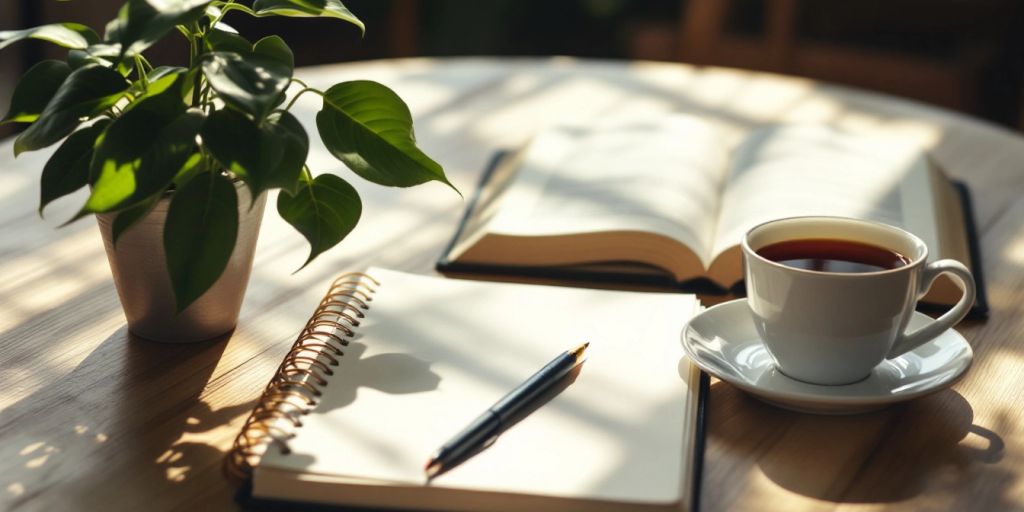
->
[3,0,1024,139]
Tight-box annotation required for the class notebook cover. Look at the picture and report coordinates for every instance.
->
[233,268,712,511]
[435,151,990,319]
[235,371,712,512]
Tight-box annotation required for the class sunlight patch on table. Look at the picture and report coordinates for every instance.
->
[629,59,699,82]
[727,76,817,122]
[972,348,1024,409]
[0,311,125,410]
[0,173,36,213]
[156,448,184,465]
[0,230,111,328]
[777,95,845,124]
[474,77,628,146]
[1,368,44,411]
[24,454,50,469]
[165,465,190,483]
[18,441,44,457]
[253,197,452,287]
[16,440,59,470]
[1002,232,1024,266]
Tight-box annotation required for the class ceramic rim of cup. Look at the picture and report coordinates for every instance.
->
[741,215,929,277]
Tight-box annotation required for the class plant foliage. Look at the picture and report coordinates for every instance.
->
[2,0,454,312]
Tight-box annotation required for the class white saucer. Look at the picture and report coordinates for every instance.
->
[681,299,973,414]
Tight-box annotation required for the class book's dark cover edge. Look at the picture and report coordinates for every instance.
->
[956,181,989,318]
[436,153,989,320]
[691,371,711,512]
[236,481,393,511]
[435,150,511,272]
[913,181,988,319]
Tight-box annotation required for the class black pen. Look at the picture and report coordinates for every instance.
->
[424,342,590,478]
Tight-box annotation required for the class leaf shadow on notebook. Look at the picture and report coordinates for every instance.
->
[312,336,443,414]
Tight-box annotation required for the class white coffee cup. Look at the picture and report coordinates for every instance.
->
[742,216,975,385]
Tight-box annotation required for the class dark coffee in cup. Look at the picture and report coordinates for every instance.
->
[756,238,910,274]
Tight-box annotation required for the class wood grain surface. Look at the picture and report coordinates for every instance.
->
[1,58,1022,511]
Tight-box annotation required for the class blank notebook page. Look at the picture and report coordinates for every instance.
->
[256,268,700,508]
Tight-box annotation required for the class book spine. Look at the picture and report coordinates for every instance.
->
[225,272,381,478]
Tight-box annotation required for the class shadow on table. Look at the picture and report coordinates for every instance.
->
[707,382,1011,507]
[120,328,255,478]
[2,324,253,510]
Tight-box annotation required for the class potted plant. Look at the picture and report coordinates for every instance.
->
[0,0,455,342]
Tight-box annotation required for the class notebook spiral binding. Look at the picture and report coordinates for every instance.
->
[225,272,381,479]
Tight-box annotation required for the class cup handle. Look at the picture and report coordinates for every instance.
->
[887,259,975,359]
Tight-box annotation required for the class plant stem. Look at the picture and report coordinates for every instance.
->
[284,87,323,111]
[189,22,203,107]
[201,82,212,109]
[138,55,154,72]
[134,54,147,92]
[209,0,237,29]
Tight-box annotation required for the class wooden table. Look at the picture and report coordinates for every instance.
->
[2,57,1022,511]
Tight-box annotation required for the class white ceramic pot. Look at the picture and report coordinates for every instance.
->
[95,183,266,342]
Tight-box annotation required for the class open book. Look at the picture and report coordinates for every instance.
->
[437,117,986,314]
[231,268,706,512]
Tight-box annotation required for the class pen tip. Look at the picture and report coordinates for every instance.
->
[571,342,589,360]
[425,460,442,478]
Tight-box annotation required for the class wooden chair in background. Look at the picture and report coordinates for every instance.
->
[677,0,1017,116]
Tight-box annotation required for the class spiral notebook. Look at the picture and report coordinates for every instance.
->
[228,268,706,512]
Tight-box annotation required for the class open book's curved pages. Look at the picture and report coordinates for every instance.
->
[438,116,986,316]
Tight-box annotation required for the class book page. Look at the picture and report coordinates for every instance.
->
[711,125,937,262]
[484,116,732,266]
[256,268,700,510]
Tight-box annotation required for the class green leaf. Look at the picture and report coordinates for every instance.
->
[0,23,99,51]
[106,0,212,58]
[2,60,72,124]
[251,0,364,33]
[202,5,239,33]
[14,64,129,156]
[147,66,188,82]
[205,29,250,54]
[81,73,205,214]
[131,67,187,101]
[202,109,308,200]
[277,173,361,269]
[84,110,206,214]
[67,43,124,69]
[316,80,455,191]
[112,148,204,242]
[111,192,162,245]
[201,35,293,120]
[172,152,205,188]
[252,35,294,72]
[39,120,110,217]
[217,3,257,16]
[164,171,239,312]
